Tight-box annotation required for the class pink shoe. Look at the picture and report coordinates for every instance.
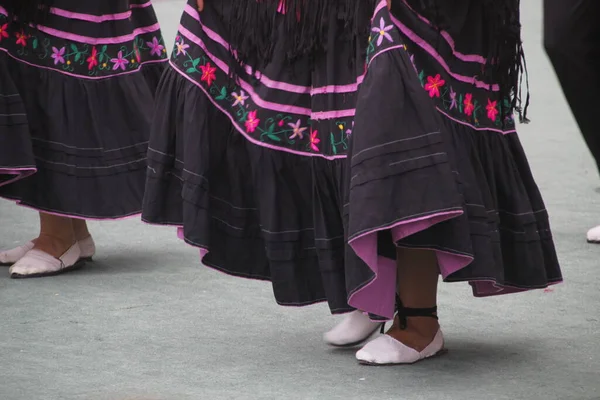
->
[9,243,83,279]
[0,236,95,266]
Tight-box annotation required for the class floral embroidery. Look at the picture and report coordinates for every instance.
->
[232,91,248,107]
[366,7,515,130]
[463,94,475,116]
[0,24,8,41]
[425,74,445,98]
[147,36,164,57]
[0,15,167,78]
[200,62,217,86]
[372,18,393,47]
[111,50,129,71]
[309,130,320,152]
[245,110,260,133]
[486,99,498,121]
[289,120,307,140]
[87,46,99,70]
[15,31,27,47]
[51,46,66,65]
[176,39,190,56]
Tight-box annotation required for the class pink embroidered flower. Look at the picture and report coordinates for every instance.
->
[111,50,129,71]
[231,90,248,107]
[15,31,27,47]
[449,88,457,110]
[464,93,475,116]
[87,46,98,70]
[278,119,284,127]
[346,121,354,136]
[371,17,393,47]
[288,119,307,140]
[200,63,217,86]
[176,40,190,56]
[424,74,445,98]
[51,46,66,65]
[147,36,164,57]
[0,24,8,41]
[486,99,498,121]
[245,110,260,133]
[309,130,320,152]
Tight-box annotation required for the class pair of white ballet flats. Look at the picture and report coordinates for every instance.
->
[323,310,445,365]
[0,236,95,278]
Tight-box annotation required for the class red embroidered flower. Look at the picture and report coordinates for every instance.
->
[486,99,498,121]
[464,93,475,116]
[245,110,260,133]
[0,24,9,41]
[309,130,320,152]
[200,62,217,86]
[87,46,98,70]
[15,31,27,47]
[424,74,445,98]
[278,119,284,127]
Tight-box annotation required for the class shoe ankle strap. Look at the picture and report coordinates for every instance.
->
[396,295,438,330]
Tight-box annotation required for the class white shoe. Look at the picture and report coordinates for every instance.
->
[78,236,96,260]
[0,241,34,266]
[9,243,83,279]
[0,236,95,266]
[356,329,445,365]
[587,225,600,243]
[323,310,384,347]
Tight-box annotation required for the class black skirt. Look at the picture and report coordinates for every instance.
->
[0,0,167,218]
[344,1,562,320]
[142,0,368,313]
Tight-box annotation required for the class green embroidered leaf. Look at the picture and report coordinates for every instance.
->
[101,45,108,53]
[267,134,281,142]
[265,123,275,135]
[186,67,197,73]
[74,53,81,62]
[70,44,78,53]
[32,38,38,49]
[192,58,201,68]
[215,87,227,100]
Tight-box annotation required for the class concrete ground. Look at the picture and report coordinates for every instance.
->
[1,1,599,399]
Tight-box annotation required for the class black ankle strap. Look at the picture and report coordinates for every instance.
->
[396,296,438,330]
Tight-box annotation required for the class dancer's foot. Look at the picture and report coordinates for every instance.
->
[324,310,384,347]
[0,236,95,266]
[356,307,444,365]
[9,242,82,279]
[587,225,600,243]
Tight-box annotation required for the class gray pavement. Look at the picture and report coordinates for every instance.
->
[1,1,599,399]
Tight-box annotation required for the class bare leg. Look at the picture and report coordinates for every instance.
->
[385,247,440,352]
[33,212,76,258]
[72,218,91,241]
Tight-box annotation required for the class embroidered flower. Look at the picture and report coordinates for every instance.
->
[87,46,99,70]
[278,119,285,127]
[449,87,457,110]
[486,99,498,121]
[111,50,129,71]
[200,62,217,86]
[176,40,190,56]
[15,31,27,47]
[147,36,164,57]
[231,90,248,107]
[309,130,320,152]
[245,110,260,133]
[51,46,66,65]
[288,119,307,140]
[346,121,354,136]
[0,24,8,41]
[464,93,475,116]
[424,74,445,98]
[371,17,393,47]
